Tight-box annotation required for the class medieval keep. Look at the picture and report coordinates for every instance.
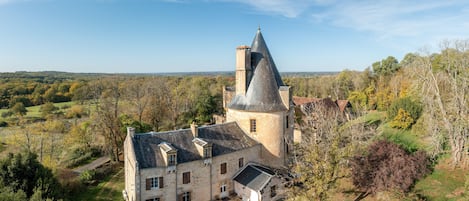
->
[124,28,294,201]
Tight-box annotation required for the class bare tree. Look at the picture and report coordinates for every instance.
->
[290,102,372,200]
[93,77,124,161]
[125,77,150,123]
[143,77,170,132]
[409,40,469,167]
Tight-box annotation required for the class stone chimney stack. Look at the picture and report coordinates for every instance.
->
[127,127,135,138]
[235,45,251,95]
[190,122,198,138]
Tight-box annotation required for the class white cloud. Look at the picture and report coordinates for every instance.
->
[215,0,322,18]
[311,0,469,39]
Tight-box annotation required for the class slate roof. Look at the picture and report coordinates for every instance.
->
[228,28,287,112]
[233,164,275,191]
[131,122,258,169]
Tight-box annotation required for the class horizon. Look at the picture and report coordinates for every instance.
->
[1,0,469,73]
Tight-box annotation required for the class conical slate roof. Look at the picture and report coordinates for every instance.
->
[228,29,287,112]
[250,28,284,87]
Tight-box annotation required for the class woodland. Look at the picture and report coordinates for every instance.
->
[0,40,468,200]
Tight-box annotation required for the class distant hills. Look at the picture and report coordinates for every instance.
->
[0,71,339,78]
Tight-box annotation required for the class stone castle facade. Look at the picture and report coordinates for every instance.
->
[124,28,294,201]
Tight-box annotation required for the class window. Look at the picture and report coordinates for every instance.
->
[220,163,227,174]
[203,147,211,158]
[145,198,160,201]
[168,154,176,166]
[181,192,191,201]
[286,115,289,128]
[183,172,190,184]
[146,177,163,190]
[250,119,256,132]
[220,184,227,193]
[238,158,244,168]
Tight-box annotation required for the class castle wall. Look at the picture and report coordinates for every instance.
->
[226,109,287,168]
[124,132,138,201]
[136,144,261,201]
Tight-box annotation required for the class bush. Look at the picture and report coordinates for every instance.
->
[351,140,430,194]
[39,102,58,117]
[80,170,96,184]
[65,105,86,119]
[387,97,422,129]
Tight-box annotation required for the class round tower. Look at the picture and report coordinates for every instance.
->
[227,28,293,168]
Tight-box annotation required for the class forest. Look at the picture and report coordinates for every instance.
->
[0,40,468,200]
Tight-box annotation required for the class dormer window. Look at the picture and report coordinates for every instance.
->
[168,154,176,166]
[159,142,177,166]
[193,138,212,158]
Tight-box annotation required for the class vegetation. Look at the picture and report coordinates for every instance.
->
[0,39,468,200]
[351,140,430,197]
[0,152,62,200]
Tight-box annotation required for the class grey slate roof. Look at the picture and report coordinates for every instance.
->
[233,164,275,191]
[228,28,287,112]
[132,122,258,169]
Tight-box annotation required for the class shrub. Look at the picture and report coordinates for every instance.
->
[40,102,58,117]
[351,140,430,194]
[79,170,96,184]
[387,97,422,129]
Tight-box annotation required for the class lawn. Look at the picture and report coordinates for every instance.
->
[72,165,125,201]
[414,157,468,201]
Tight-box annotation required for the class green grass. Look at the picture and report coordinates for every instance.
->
[0,101,78,121]
[72,166,125,201]
[413,158,468,201]
[378,124,423,153]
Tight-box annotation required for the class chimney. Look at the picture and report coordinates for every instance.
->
[127,127,135,138]
[190,122,198,138]
[235,45,251,95]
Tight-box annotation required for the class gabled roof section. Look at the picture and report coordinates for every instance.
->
[228,28,287,112]
[233,164,275,191]
[131,122,259,169]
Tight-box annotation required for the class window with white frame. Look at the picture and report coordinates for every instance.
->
[145,177,163,190]
[168,154,176,166]
[220,184,227,193]
[182,192,191,201]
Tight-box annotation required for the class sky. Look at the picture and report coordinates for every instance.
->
[1,0,469,73]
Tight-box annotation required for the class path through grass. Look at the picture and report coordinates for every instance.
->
[72,165,125,201]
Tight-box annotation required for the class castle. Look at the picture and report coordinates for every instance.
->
[124,28,294,201]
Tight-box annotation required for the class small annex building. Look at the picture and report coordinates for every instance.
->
[124,28,294,201]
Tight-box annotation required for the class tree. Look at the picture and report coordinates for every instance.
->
[9,102,27,116]
[387,97,422,129]
[408,40,469,167]
[125,78,150,123]
[0,187,27,201]
[143,77,170,132]
[289,104,370,200]
[40,102,58,117]
[350,141,430,197]
[0,152,62,199]
[372,56,400,76]
[92,77,124,161]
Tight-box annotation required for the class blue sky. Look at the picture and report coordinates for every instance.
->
[1,0,468,73]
